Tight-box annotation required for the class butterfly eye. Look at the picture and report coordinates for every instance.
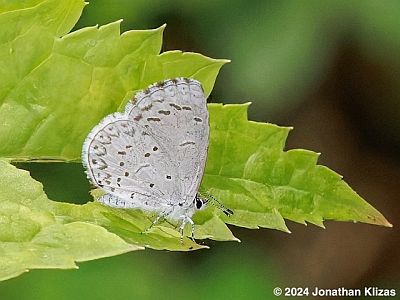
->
[195,198,203,209]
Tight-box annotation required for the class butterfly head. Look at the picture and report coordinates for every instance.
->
[194,195,207,211]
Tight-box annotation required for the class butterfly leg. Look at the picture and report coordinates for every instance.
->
[142,209,171,234]
[178,217,186,244]
[146,214,164,232]
[187,217,195,241]
[178,215,195,244]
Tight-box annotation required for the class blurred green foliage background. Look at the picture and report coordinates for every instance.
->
[1,0,399,299]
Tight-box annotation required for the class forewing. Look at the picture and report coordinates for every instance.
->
[125,78,209,204]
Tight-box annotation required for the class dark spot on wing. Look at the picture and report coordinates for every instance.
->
[153,146,158,151]
[194,117,202,122]
[97,134,111,144]
[124,172,129,176]
[147,117,161,122]
[98,164,107,170]
[166,175,171,179]
[158,110,170,115]
[142,103,153,111]
[117,178,121,182]
[149,183,154,188]
[153,98,164,104]
[117,151,126,155]
[119,162,124,166]
[144,153,150,157]
[111,187,115,192]
[106,126,120,137]
[122,127,135,137]
[126,145,132,149]
[134,114,143,121]
[169,103,181,110]
[182,106,192,111]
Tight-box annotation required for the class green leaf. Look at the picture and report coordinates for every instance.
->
[0,158,234,281]
[0,0,227,161]
[0,160,141,281]
[201,103,392,230]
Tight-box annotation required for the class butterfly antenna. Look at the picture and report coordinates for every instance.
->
[199,190,233,216]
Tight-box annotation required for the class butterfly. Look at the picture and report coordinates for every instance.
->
[82,78,232,241]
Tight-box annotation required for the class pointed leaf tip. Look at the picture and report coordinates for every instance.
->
[202,103,391,232]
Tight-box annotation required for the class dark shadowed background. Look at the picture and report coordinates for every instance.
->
[1,1,399,299]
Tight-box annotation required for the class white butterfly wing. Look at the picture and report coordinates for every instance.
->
[82,78,209,214]
[125,78,209,205]
[82,112,181,212]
